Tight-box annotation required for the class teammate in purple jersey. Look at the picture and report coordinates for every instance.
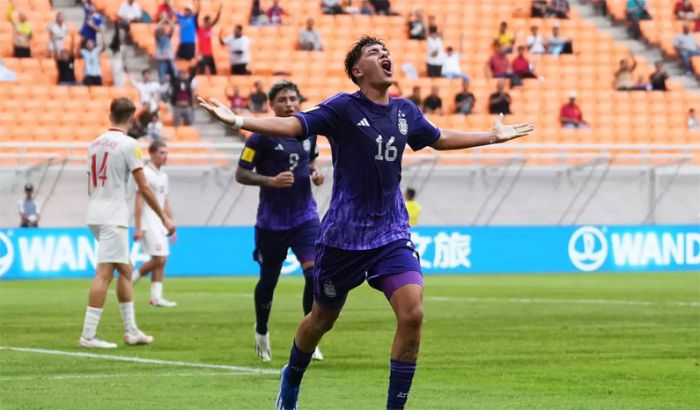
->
[235,80,325,363]
[200,36,534,410]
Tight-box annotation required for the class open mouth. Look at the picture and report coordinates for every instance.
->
[380,60,393,76]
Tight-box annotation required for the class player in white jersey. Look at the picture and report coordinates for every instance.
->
[132,140,177,307]
[80,98,176,349]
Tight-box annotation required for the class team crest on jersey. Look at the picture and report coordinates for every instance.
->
[323,280,336,298]
[398,110,408,136]
[303,139,311,152]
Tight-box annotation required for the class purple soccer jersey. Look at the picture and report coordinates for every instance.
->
[294,92,441,250]
[239,134,320,231]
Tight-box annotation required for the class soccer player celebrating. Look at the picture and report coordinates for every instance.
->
[81,98,175,348]
[132,140,177,308]
[235,80,325,363]
[199,36,533,409]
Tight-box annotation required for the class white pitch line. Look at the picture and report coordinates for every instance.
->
[0,346,279,375]
[425,296,700,307]
[0,371,256,382]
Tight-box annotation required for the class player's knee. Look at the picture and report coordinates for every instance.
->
[310,311,337,333]
[155,256,167,268]
[398,305,424,330]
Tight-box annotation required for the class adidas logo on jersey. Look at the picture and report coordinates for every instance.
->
[357,118,370,127]
[274,144,284,151]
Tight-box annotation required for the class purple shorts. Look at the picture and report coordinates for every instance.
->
[313,239,423,310]
[254,218,320,271]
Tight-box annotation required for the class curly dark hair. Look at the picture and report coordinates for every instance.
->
[344,36,386,85]
[268,80,301,102]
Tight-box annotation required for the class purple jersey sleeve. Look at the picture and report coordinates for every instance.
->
[293,94,346,140]
[406,100,441,151]
[238,133,263,169]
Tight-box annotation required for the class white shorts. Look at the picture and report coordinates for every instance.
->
[89,225,130,264]
[141,229,170,257]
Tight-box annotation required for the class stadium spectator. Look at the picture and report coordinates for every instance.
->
[549,0,570,18]
[422,86,443,114]
[626,0,651,39]
[147,113,164,140]
[155,15,176,83]
[488,79,512,114]
[486,47,511,79]
[370,0,392,15]
[175,2,199,60]
[674,24,700,76]
[614,53,637,90]
[675,0,695,20]
[560,92,589,128]
[18,183,40,228]
[226,86,249,113]
[404,188,421,226]
[48,12,69,55]
[649,61,668,91]
[342,0,359,14]
[55,35,78,85]
[79,2,104,48]
[196,2,222,75]
[408,9,426,40]
[407,86,422,106]
[130,70,167,114]
[322,0,344,15]
[442,46,468,80]
[527,26,546,54]
[532,0,548,17]
[220,25,252,75]
[170,67,197,126]
[511,46,538,82]
[547,23,572,55]
[494,21,515,53]
[7,4,32,58]
[267,0,287,25]
[426,27,445,78]
[360,1,374,15]
[250,0,269,24]
[80,37,105,86]
[109,26,126,87]
[427,15,439,33]
[454,79,476,115]
[117,0,142,44]
[156,0,176,20]
[688,108,699,128]
[249,81,269,113]
[299,18,323,51]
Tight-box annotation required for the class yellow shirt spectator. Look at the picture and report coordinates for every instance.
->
[495,31,514,49]
[405,200,421,226]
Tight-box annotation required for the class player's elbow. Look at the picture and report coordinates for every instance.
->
[234,167,246,184]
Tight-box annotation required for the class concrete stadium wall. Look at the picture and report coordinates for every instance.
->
[1,166,698,228]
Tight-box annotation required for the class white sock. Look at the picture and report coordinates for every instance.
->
[119,301,138,335]
[131,268,141,283]
[81,306,103,339]
[151,281,163,301]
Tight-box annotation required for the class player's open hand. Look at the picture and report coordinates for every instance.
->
[492,113,534,142]
[163,216,176,236]
[133,228,143,242]
[198,97,240,128]
[311,168,324,186]
[269,171,294,188]
[169,231,178,244]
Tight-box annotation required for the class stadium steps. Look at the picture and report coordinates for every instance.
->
[571,0,699,92]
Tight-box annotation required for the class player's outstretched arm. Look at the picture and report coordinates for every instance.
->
[198,97,303,138]
[431,113,534,150]
[132,168,176,236]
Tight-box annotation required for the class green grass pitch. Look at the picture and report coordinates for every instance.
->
[1,273,699,409]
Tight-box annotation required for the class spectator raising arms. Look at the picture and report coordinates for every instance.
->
[614,52,637,90]
[220,24,252,75]
[48,12,69,55]
[299,18,323,51]
[7,2,33,58]
[155,15,176,82]
[442,45,468,80]
[422,86,443,115]
[426,27,445,78]
[79,1,104,48]
[175,2,200,60]
[560,92,589,128]
[488,79,512,114]
[196,1,222,75]
[169,67,197,126]
[109,25,127,87]
[157,0,176,20]
[80,34,106,86]
[649,61,669,91]
[454,79,475,115]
